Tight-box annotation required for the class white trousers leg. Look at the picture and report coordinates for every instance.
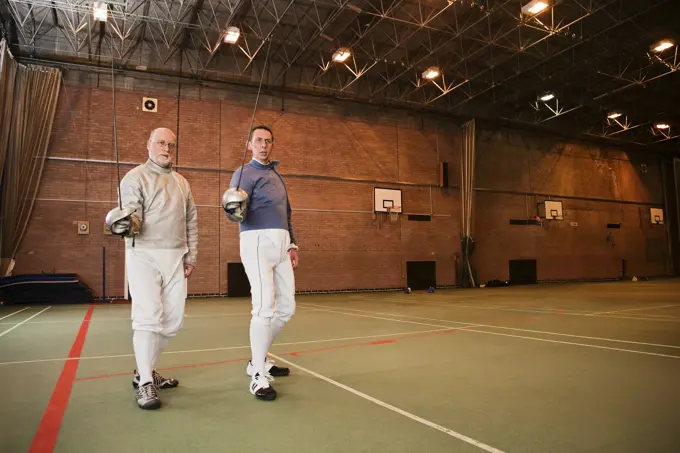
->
[240,229,296,374]
[270,253,296,345]
[126,248,187,377]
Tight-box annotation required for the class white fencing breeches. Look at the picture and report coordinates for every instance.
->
[126,247,187,337]
[239,229,296,327]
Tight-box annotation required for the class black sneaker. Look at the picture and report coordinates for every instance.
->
[136,382,161,410]
[246,359,290,377]
[132,370,179,389]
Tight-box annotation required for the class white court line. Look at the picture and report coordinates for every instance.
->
[0,326,453,366]
[0,307,30,321]
[0,307,51,338]
[585,304,680,316]
[621,312,680,319]
[0,308,330,326]
[388,300,680,323]
[269,353,506,453]
[475,302,680,319]
[185,312,252,318]
[301,303,680,350]
[408,301,594,314]
[300,304,680,359]
[0,311,254,325]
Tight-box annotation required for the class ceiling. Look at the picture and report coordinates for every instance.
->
[1,0,679,152]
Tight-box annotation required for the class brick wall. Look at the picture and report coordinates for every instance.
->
[15,74,460,297]
[472,128,670,283]
[13,73,671,297]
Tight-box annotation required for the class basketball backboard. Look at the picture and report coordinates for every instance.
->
[650,208,664,224]
[537,200,563,220]
[374,187,402,213]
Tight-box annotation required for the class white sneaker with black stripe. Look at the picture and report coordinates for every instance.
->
[250,372,277,401]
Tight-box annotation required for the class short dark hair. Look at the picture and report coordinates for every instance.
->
[250,125,273,141]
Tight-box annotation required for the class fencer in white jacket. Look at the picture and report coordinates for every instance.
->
[108,127,198,410]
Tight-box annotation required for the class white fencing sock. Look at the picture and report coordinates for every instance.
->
[152,334,170,371]
[250,320,271,376]
[133,330,158,385]
[267,318,286,352]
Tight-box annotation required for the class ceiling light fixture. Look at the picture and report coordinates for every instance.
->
[223,26,240,44]
[539,93,554,102]
[522,0,549,15]
[607,112,622,119]
[655,123,670,130]
[651,39,674,53]
[333,47,351,63]
[422,66,440,80]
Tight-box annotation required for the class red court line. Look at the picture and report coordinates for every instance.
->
[73,312,549,383]
[74,356,254,382]
[73,325,490,380]
[74,328,463,381]
[28,304,94,453]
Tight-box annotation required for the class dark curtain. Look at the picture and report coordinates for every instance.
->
[458,119,477,288]
[674,158,680,274]
[0,38,62,276]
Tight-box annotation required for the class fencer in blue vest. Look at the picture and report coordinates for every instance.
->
[222,125,298,401]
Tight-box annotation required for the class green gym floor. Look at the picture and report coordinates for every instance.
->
[1,280,680,453]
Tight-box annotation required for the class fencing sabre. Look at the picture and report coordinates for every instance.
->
[222,35,274,223]
[105,40,137,237]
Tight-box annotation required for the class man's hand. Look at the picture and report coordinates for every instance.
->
[289,249,299,269]
[184,264,195,278]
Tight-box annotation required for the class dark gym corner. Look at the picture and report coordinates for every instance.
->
[662,158,680,276]
[406,261,437,290]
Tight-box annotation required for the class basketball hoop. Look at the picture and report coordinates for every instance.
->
[387,206,401,222]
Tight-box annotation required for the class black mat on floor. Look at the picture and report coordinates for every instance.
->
[0,274,94,305]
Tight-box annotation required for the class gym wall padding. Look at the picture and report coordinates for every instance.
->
[0,274,94,305]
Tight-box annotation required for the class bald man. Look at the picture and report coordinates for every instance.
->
[117,127,198,410]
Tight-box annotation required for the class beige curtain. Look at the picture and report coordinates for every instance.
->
[0,38,62,276]
[0,39,18,204]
